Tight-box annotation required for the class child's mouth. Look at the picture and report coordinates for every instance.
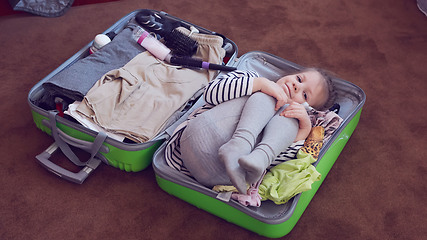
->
[285,84,292,98]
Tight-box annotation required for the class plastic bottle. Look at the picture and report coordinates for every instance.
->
[132,26,171,61]
[89,34,111,54]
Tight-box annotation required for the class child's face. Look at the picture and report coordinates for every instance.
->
[276,70,328,109]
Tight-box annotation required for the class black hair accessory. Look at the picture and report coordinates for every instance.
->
[329,103,340,114]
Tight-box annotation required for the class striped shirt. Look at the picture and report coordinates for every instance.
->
[165,70,304,176]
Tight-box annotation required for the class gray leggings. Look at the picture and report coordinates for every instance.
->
[180,92,299,187]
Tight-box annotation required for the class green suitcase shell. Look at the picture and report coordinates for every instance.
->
[152,51,366,238]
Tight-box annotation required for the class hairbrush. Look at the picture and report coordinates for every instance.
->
[162,29,198,56]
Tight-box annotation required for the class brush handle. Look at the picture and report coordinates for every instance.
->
[169,56,236,72]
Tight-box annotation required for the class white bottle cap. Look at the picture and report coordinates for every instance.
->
[93,34,111,50]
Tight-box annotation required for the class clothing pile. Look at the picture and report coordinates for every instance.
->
[37,19,227,144]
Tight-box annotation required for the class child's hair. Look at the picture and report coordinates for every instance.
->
[302,67,337,111]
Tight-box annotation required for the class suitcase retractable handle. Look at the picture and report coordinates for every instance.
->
[36,111,109,184]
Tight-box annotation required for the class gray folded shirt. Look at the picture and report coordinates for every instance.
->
[41,22,142,105]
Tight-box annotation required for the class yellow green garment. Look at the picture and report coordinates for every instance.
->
[259,150,321,205]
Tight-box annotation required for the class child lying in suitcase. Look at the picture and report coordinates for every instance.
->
[166,69,337,194]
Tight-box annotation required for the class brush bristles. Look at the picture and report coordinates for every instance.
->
[163,29,198,57]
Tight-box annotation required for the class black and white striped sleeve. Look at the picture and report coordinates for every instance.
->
[269,140,305,168]
[204,70,259,105]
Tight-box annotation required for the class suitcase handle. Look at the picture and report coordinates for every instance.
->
[36,111,109,184]
[36,143,102,184]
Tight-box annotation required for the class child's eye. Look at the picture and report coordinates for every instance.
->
[297,76,302,83]
[304,92,308,100]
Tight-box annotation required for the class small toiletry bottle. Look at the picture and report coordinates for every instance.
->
[132,26,171,61]
[89,34,111,54]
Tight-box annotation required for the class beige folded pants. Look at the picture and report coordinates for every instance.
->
[77,29,225,142]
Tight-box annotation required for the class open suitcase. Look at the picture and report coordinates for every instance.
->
[152,51,365,238]
[27,9,238,184]
[28,9,366,238]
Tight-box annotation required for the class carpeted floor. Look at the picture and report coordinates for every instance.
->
[0,0,426,239]
[0,0,119,16]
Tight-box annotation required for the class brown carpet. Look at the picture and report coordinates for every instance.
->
[0,0,426,239]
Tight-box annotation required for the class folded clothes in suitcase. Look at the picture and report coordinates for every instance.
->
[27,9,238,184]
[152,51,366,238]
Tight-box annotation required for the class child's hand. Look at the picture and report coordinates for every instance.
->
[280,101,312,141]
[253,77,288,110]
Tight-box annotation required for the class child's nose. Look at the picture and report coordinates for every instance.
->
[292,82,299,92]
